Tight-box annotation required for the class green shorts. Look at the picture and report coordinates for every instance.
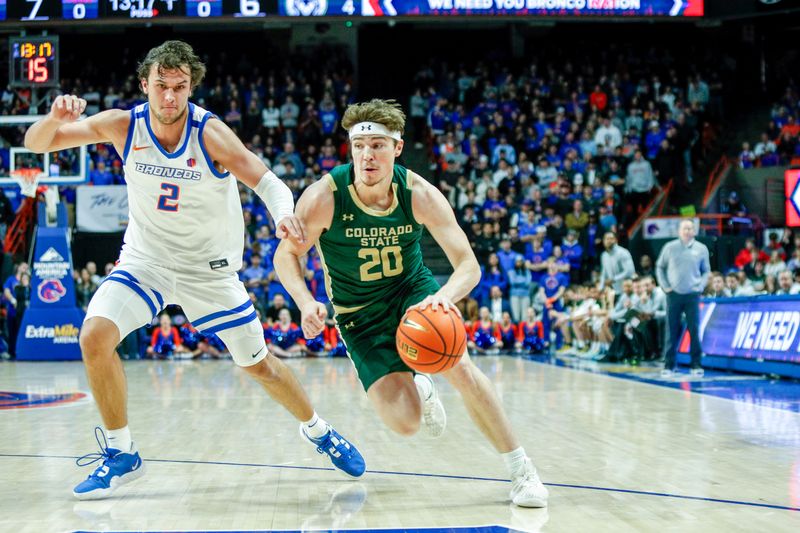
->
[336,276,440,391]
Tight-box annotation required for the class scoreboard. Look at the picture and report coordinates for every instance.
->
[0,0,703,22]
[0,0,276,21]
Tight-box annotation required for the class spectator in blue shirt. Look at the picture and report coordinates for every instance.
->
[539,261,568,350]
[492,136,516,166]
[89,160,114,186]
[645,121,665,159]
[319,97,339,135]
[241,254,269,304]
[478,253,508,307]
[561,229,584,282]
[526,233,551,285]
[496,239,518,274]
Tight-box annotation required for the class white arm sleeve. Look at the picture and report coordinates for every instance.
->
[253,170,294,223]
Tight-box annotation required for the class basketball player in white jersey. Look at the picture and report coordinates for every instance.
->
[24,41,365,500]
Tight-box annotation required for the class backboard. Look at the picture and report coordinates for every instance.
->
[0,115,88,186]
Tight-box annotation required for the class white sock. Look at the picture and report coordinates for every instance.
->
[414,373,433,401]
[106,426,132,453]
[502,446,528,479]
[302,412,330,439]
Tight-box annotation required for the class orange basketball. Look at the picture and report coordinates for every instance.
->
[396,307,467,373]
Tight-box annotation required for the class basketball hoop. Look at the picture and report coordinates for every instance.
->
[10,168,45,198]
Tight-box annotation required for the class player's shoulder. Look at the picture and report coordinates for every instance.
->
[406,168,434,194]
[200,114,232,142]
[297,175,335,215]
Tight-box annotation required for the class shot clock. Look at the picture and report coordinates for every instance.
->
[9,35,60,88]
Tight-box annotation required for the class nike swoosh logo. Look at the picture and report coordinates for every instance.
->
[251,347,264,359]
[132,145,151,151]
[402,318,428,332]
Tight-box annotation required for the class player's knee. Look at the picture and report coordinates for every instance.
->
[242,356,280,382]
[79,318,120,361]
[443,358,478,390]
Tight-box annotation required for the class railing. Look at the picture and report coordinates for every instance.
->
[702,155,733,209]
[642,213,764,237]
[627,179,673,239]
[3,197,37,256]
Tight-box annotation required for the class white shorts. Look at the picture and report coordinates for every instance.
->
[85,257,267,367]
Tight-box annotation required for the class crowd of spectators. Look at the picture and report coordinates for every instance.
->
[710,230,800,297]
[740,85,800,168]
[413,48,718,238]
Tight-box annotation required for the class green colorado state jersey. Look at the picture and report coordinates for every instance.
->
[317,163,433,314]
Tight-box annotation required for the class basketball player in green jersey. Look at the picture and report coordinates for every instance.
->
[274,99,548,507]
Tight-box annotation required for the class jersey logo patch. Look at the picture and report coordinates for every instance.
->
[209,259,229,270]
[342,214,354,221]
[133,145,151,151]
[186,158,196,168]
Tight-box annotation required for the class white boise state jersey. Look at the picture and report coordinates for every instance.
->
[121,102,243,272]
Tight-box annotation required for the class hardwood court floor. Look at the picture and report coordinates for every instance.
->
[0,356,799,533]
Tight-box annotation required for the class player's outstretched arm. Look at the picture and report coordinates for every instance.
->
[410,171,481,314]
[202,118,305,243]
[273,178,334,339]
[25,95,128,153]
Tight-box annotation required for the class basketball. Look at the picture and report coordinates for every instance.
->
[396,307,467,373]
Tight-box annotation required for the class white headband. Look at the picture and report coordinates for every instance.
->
[348,121,402,141]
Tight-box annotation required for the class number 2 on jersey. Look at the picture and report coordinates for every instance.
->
[358,246,403,282]
[157,183,180,212]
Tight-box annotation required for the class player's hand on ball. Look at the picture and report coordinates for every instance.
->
[301,301,327,338]
[51,95,87,123]
[410,293,462,317]
[275,215,306,244]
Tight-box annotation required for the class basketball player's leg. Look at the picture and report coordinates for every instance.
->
[223,321,315,421]
[341,301,445,438]
[80,317,127,430]
[441,352,548,507]
[441,352,518,452]
[366,372,421,436]
[82,264,166,432]
[336,301,422,436]
[75,263,167,499]
[179,274,365,477]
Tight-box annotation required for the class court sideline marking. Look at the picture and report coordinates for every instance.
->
[0,452,797,513]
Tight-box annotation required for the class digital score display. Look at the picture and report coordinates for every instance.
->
[63,0,99,19]
[0,0,701,21]
[0,0,276,20]
[9,35,60,88]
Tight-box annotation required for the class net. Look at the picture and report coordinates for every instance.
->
[10,167,45,198]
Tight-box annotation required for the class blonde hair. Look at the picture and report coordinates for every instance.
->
[341,99,406,138]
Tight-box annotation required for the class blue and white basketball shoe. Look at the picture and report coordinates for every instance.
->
[301,424,366,478]
[73,427,146,500]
